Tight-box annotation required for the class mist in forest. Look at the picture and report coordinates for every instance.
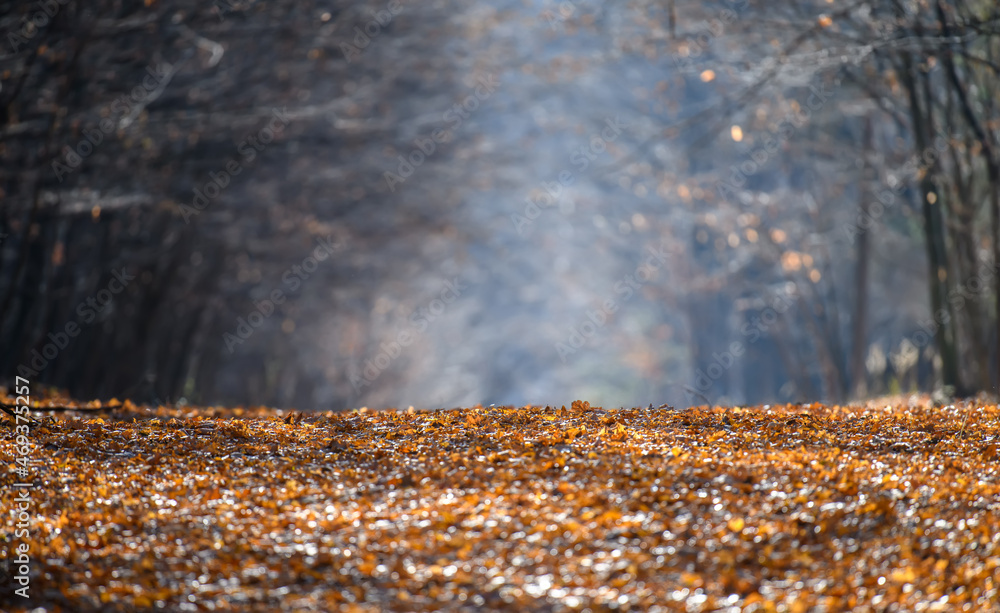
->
[2,0,998,409]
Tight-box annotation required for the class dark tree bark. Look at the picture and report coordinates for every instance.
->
[851,117,873,399]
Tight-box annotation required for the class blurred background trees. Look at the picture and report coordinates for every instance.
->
[653,0,1000,403]
[1,0,998,409]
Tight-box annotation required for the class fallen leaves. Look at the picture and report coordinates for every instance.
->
[1,396,999,611]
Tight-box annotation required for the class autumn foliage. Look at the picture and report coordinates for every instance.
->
[2,395,999,611]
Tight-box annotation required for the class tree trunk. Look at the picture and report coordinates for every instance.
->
[897,41,961,394]
[851,117,873,399]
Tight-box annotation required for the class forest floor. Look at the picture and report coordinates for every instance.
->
[1,394,999,612]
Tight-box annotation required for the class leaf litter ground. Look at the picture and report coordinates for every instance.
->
[2,395,999,612]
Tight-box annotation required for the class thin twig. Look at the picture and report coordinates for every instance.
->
[681,386,712,407]
[0,405,40,424]
[0,404,117,413]
[958,408,971,438]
